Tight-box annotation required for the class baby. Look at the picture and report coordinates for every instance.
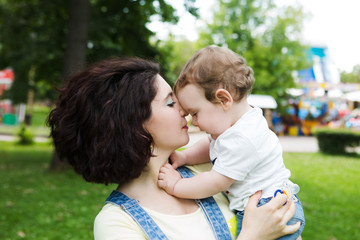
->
[158,46,305,239]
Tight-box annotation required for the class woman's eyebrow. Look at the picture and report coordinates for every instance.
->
[163,92,173,101]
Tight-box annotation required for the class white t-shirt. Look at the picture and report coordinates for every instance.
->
[211,106,291,211]
[94,164,237,240]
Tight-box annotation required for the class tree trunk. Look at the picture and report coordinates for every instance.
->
[25,67,36,125]
[62,0,91,79]
[49,0,91,171]
[49,153,71,172]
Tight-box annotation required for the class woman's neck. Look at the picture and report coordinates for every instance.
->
[117,149,170,199]
[116,149,199,215]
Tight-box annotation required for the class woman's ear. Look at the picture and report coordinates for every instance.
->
[215,89,233,110]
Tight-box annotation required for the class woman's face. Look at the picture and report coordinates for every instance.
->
[144,75,189,151]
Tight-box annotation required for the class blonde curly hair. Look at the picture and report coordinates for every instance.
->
[174,45,255,103]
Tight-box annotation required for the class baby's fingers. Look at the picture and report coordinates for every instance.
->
[158,172,165,180]
[159,163,172,173]
[158,179,165,188]
[171,162,179,169]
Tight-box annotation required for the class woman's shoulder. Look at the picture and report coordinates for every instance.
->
[94,203,129,223]
[94,165,237,239]
[185,164,237,237]
[94,203,146,239]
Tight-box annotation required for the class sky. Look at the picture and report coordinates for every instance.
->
[148,0,360,73]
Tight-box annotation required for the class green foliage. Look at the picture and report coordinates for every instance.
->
[0,0,67,103]
[16,124,35,145]
[1,143,359,239]
[0,0,198,103]
[315,128,360,155]
[340,64,360,83]
[183,0,199,17]
[197,0,310,108]
[87,0,174,60]
[156,36,198,85]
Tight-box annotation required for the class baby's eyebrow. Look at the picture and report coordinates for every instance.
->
[186,107,195,113]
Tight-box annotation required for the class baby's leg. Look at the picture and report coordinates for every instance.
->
[276,196,305,240]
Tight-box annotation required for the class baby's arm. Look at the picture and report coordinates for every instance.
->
[170,137,211,169]
[158,163,234,199]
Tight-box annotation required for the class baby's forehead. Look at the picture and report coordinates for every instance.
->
[175,96,187,107]
[177,97,196,114]
[173,93,190,107]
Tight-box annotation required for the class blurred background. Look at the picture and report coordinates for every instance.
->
[0,0,359,239]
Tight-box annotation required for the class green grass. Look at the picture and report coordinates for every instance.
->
[0,142,116,240]
[284,152,360,239]
[30,105,52,127]
[1,142,359,239]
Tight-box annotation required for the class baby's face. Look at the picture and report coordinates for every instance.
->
[176,84,231,139]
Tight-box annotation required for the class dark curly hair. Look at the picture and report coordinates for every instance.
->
[47,57,160,185]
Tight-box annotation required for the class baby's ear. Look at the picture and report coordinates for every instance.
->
[215,89,233,110]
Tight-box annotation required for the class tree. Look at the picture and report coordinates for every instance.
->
[340,65,360,83]
[62,0,91,78]
[156,35,199,85]
[197,0,310,106]
[0,0,198,171]
[49,0,91,172]
[0,0,68,105]
[0,0,197,103]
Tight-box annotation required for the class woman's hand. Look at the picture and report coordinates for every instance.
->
[237,191,300,240]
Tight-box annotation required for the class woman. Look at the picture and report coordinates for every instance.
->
[48,57,300,239]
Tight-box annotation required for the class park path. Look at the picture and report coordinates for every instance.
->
[0,134,48,143]
[0,130,319,153]
[186,129,319,153]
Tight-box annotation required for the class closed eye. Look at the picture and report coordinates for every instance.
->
[166,97,176,107]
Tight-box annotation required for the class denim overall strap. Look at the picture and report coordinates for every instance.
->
[177,166,232,240]
[105,190,168,240]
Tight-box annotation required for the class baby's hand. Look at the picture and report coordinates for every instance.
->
[158,163,182,195]
[169,151,187,169]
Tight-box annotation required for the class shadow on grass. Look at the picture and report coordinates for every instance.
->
[1,142,360,239]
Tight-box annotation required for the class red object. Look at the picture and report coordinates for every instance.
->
[0,69,14,95]
[0,69,14,80]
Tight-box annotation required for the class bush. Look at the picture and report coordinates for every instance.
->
[315,128,360,155]
[17,123,35,145]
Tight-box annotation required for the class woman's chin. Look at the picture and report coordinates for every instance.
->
[183,135,190,145]
[177,135,190,149]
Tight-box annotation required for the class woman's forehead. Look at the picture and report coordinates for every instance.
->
[154,75,172,100]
